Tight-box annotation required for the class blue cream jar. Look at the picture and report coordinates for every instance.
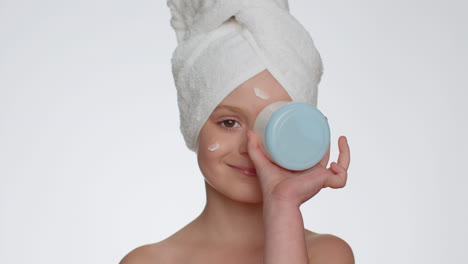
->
[253,101,330,171]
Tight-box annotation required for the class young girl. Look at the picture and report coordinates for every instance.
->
[121,1,353,263]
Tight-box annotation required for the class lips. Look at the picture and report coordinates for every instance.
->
[228,164,257,177]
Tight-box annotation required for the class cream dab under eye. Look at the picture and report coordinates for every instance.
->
[208,142,220,151]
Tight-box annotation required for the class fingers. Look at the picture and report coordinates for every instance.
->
[337,136,350,170]
[324,136,350,188]
[326,162,348,188]
[248,132,351,201]
[246,130,271,177]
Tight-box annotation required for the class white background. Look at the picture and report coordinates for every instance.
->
[1,0,467,263]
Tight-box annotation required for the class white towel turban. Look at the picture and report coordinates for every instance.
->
[167,0,323,152]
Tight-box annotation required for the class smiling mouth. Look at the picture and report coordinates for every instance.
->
[228,164,257,177]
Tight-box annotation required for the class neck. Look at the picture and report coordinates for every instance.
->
[194,181,265,246]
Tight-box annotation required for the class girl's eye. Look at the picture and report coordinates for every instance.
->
[219,119,240,129]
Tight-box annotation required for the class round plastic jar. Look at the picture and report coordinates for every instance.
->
[253,101,330,171]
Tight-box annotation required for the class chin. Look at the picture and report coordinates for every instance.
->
[224,191,264,205]
[204,178,264,204]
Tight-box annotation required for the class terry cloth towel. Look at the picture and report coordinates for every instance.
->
[167,0,323,152]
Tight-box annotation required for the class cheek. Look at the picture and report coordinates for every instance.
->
[197,127,222,162]
[197,137,231,175]
[197,133,239,168]
[199,125,237,153]
[201,134,237,155]
[207,142,220,151]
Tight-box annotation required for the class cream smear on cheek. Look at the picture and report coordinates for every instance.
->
[253,87,270,100]
[208,142,220,151]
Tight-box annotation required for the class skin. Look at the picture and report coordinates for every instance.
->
[120,69,354,264]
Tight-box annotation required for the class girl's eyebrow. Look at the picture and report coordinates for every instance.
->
[213,104,248,117]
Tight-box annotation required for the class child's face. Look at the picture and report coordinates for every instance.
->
[197,69,292,203]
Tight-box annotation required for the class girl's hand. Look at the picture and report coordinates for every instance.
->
[247,130,350,207]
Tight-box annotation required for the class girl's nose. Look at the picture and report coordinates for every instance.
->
[238,130,250,156]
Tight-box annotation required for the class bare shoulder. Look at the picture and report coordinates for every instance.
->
[120,220,203,264]
[305,231,355,264]
[119,241,174,264]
